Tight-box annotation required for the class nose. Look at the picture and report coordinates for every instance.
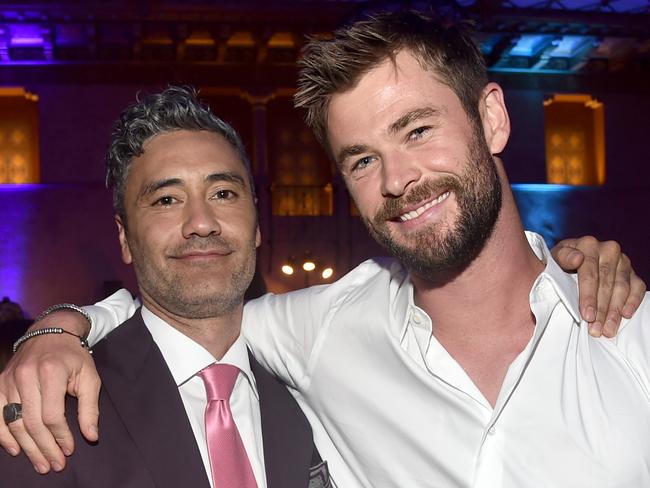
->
[181,199,222,238]
[380,150,422,197]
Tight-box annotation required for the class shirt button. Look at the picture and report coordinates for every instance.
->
[412,313,422,325]
[488,426,496,435]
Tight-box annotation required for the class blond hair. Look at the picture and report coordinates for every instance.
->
[295,10,488,149]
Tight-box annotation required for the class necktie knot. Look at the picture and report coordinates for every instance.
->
[199,363,239,402]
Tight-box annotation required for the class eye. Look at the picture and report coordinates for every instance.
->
[351,155,376,173]
[408,126,431,141]
[153,195,176,207]
[214,189,237,200]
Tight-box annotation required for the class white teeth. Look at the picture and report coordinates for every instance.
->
[398,191,450,222]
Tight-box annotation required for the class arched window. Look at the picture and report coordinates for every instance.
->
[267,96,333,216]
[544,94,605,185]
[0,87,40,184]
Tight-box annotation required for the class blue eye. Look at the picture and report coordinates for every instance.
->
[409,126,431,140]
[352,155,375,172]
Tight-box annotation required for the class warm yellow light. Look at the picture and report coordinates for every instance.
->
[544,93,605,185]
[302,261,316,272]
[321,267,334,279]
[281,264,294,275]
[0,87,40,184]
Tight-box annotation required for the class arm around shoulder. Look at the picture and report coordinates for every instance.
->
[242,262,374,389]
[85,288,138,346]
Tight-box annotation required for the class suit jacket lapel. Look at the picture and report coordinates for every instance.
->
[250,351,314,488]
[95,309,211,488]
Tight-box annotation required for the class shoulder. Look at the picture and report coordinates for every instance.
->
[248,352,323,483]
[247,256,403,315]
[249,351,309,426]
[91,309,154,368]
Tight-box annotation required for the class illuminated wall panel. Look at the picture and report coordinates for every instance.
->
[267,97,333,216]
[0,88,40,184]
[544,94,605,185]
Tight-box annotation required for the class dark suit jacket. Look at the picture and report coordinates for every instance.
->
[1,309,326,487]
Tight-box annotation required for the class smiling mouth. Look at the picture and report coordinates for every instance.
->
[398,191,450,222]
[171,249,232,260]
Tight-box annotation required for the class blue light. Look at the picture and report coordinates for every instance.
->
[0,184,42,191]
[512,183,598,247]
[550,36,595,58]
[0,184,38,305]
[512,183,593,192]
[510,35,554,57]
[478,34,503,56]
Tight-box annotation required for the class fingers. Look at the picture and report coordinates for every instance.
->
[623,270,647,318]
[555,236,633,337]
[13,360,68,472]
[0,310,101,474]
[600,264,646,338]
[72,365,101,443]
[600,253,630,338]
[551,241,586,273]
[545,236,644,338]
[0,378,21,457]
[40,360,76,457]
[552,237,598,323]
[5,388,51,474]
[589,241,616,337]
[575,252,601,333]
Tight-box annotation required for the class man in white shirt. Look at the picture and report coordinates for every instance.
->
[0,10,648,488]
[0,86,326,487]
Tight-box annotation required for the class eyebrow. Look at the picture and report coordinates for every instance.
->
[139,171,247,199]
[139,177,183,199]
[387,107,443,135]
[336,144,370,168]
[205,172,246,187]
[335,106,444,167]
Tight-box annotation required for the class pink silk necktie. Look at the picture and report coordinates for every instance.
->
[199,363,258,488]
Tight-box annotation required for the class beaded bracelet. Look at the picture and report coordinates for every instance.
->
[33,303,92,328]
[13,303,93,353]
[12,327,90,353]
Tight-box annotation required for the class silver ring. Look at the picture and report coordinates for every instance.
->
[3,403,22,425]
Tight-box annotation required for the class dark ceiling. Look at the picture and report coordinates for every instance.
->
[0,1,648,89]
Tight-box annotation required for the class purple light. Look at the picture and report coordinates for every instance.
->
[10,37,43,46]
[0,183,43,191]
[9,24,44,47]
[0,184,38,305]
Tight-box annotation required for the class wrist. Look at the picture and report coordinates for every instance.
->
[33,303,92,336]
[13,326,90,353]
[30,310,92,337]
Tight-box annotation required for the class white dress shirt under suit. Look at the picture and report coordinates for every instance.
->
[140,306,267,488]
[88,232,650,488]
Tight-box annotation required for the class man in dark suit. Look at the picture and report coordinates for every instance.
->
[0,86,328,488]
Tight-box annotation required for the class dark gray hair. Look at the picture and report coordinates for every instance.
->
[106,85,254,222]
[295,10,488,149]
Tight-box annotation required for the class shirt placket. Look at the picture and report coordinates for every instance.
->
[472,279,560,488]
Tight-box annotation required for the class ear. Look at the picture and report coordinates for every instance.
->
[255,226,261,249]
[480,82,510,155]
[115,215,133,265]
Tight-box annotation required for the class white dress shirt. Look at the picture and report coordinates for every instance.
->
[138,306,267,488]
[88,232,650,488]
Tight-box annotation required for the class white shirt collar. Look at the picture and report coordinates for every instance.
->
[140,305,259,398]
[526,231,582,324]
[393,231,583,344]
